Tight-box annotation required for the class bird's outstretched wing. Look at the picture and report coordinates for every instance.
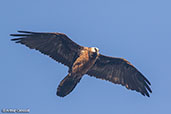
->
[87,54,152,97]
[11,31,83,69]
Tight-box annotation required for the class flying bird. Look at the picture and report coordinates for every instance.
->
[11,31,152,97]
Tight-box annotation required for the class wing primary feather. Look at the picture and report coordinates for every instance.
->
[142,75,151,85]
[17,30,40,34]
[10,38,24,41]
[10,34,30,36]
[143,81,152,93]
[143,87,150,97]
[10,31,40,36]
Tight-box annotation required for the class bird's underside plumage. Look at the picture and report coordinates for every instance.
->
[11,31,152,97]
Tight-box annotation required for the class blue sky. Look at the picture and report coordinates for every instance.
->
[0,0,171,113]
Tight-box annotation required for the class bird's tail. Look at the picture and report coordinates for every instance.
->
[57,73,82,97]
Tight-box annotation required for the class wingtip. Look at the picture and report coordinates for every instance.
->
[140,90,151,97]
[10,38,23,44]
[17,30,32,33]
[10,33,17,36]
[10,38,15,41]
[143,76,151,86]
[146,93,150,97]
[18,30,42,34]
[10,30,34,37]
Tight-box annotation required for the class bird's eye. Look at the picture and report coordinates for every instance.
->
[94,48,97,52]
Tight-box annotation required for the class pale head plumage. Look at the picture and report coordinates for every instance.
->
[90,47,99,53]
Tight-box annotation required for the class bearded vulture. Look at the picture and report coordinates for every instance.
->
[11,31,152,97]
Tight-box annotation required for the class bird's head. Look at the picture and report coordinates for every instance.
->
[90,47,99,53]
[89,47,100,59]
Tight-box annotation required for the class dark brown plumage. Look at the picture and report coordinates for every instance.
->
[11,31,152,97]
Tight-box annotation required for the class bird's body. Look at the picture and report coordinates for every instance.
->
[72,47,99,74]
[57,47,99,97]
[11,31,152,97]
